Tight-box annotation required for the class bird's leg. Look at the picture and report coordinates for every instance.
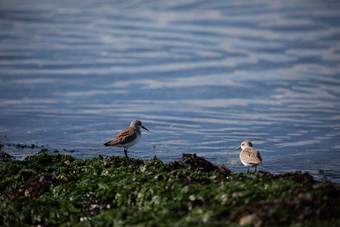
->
[124,148,128,158]
[247,167,249,173]
[254,166,257,173]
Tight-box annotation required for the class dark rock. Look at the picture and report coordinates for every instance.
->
[166,153,221,172]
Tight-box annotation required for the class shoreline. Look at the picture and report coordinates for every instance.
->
[0,140,337,184]
[1,150,340,226]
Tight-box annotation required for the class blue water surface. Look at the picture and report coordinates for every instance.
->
[1,0,340,182]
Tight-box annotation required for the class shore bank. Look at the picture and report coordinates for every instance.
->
[1,150,339,226]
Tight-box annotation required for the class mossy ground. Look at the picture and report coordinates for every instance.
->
[0,151,339,226]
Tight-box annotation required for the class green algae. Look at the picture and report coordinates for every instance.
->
[0,151,339,226]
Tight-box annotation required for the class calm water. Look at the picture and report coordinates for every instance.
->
[1,0,340,182]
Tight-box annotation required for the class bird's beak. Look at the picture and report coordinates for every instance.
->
[142,125,149,131]
[235,146,241,150]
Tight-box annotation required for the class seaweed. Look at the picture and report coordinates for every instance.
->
[0,151,339,226]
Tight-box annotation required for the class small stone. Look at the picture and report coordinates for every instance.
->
[24,188,33,197]
[239,213,262,227]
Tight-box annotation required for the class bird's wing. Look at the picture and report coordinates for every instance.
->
[256,149,263,162]
[105,127,137,146]
[242,148,262,164]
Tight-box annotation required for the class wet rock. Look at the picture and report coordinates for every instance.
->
[0,151,12,161]
[166,153,220,172]
[13,143,37,149]
[16,144,27,148]
[275,171,314,184]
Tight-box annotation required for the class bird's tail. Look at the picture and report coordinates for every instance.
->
[104,142,110,146]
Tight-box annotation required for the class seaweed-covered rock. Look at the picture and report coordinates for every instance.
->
[140,156,167,173]
[166,153,219,172]
[0,151,12,162]
[0,151,339,226]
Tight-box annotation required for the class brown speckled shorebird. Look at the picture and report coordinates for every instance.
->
[235,140,262,173]
[104,120,149,158]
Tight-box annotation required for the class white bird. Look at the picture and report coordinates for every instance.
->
[236,140,262,172]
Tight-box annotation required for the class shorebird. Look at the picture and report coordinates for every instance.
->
[235,140,262,173]
[104,120,149,158]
